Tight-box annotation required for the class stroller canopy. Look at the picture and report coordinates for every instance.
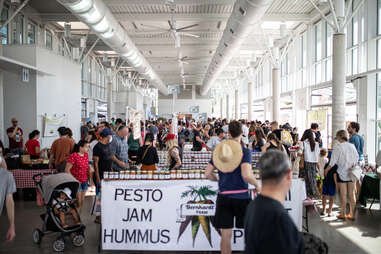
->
[41,173,80,204]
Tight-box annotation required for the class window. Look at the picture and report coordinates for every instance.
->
[12,13,24,44]
[45,30,53,50]
[378,0,381,35]
[27,22,35,44]
[376,74,381,152]
[81,98,87,119]
[315,22,322,61]
[1,7,8,44]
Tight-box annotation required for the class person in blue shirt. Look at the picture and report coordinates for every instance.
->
[205,120,261,254]
[347,122,364,162]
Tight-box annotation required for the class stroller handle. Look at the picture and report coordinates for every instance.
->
[32,172,55,185]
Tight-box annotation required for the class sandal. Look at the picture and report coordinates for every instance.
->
[320,211,326,216]
[345,215,355,221]
[336,214,346,220]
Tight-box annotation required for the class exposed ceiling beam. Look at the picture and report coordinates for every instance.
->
[92,44,269,52]
[35,13,311,23]
[104,0,234,5]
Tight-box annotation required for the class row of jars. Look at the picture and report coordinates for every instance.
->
[103,169,208,181]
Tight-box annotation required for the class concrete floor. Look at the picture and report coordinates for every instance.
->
[0,194,380,254]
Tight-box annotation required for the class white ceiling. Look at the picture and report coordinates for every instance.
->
[29,0,324,89]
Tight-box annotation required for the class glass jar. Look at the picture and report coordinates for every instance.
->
[125,170,130,180]
[141,171,147,180]
[159,171,165,180]
[147,171,153,180]
[176,170,182,179]
[165,171,171,180]
[201,170,206,179]
[189,170,195,179]
[104,172,109,180]
[153,170,159,180]
[170,170,177,179]
[130,170,136,180]
[136,171,142,180]
[182,170,189,179]
[194,170,201,179]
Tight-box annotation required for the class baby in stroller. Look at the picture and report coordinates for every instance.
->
[52,187,80,228]
[32,173,86,252]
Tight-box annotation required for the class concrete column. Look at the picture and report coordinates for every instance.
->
[192,85,196,100]
[357,76,376,161]
[172,93,177,113]
[272,68,280,122]
[226,94,230,122]
[248,82,253,121]
[107,81,112,121]
[235,89,239,120]
[220,97,223,119]
[332,33,346,138]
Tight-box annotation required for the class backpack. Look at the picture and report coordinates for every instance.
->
[281,130,293,146]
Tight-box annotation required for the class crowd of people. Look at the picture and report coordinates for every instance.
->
[0,115,367,253]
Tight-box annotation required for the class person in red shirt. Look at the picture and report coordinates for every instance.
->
[25,130,45,159]
[65,140,90,213]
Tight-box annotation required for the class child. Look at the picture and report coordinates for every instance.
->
[53,188,80,228]
[321,164,337,217]
[317,149,329,195]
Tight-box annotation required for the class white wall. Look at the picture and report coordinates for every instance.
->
[35,47,81,148]
[3,70,37,148]
[158,99,212,118]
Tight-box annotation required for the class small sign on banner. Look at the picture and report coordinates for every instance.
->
[22,68,29,82]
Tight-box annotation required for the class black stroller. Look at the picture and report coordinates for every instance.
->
[32,173,86,252]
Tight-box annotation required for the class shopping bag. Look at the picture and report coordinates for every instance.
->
[349,164,362,182]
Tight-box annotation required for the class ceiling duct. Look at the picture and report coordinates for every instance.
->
[57,0,169,95]
[200,0,273,96]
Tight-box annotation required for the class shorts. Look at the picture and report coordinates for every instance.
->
[79,181,89,192]
[336,173,352,183]
[322,184,336,196]
[214,194,251,229]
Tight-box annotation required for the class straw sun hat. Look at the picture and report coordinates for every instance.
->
[213,140,243,173]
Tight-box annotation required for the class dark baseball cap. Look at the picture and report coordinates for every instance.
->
[100,128,113,137]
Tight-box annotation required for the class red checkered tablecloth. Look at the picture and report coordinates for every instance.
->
[9,169,56,189]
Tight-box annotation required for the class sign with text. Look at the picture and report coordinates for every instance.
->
[101,179,306,251]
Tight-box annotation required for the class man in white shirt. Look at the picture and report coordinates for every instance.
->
[206,128,225,151]
[241,120,249,146]
[0,156,16,242]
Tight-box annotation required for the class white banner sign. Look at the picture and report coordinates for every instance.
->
[101,179,306,251]
[128,108,143,140]
[43,116,65,137]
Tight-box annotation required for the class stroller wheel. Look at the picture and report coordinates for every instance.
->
[72,234,85,247]
[32,228,43,244]
[53,238,65,252]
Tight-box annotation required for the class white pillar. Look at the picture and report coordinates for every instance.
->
[272,68,280,122]
[192,85,196,100]
[220,97,223,119]
[172,93,177,113]
[107,81,112,121]
[332,33,346,138]
[226,94,230,122]
[235,89,239,120]
[248,82,253,121]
